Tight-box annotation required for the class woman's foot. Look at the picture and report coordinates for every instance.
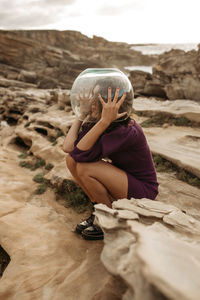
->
[75,213,95,234]
[81,224,104,240]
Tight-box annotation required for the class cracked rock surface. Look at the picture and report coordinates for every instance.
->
[0,84,200,299]
[95,199,200,300]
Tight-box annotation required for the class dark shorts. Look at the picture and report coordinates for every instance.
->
[126,172,158,200]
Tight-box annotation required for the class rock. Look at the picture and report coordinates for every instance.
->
[143,125,200,178]
[18,70,37,84]
[1,81,200,299]
[94,199,200,300]
[0,30,156,90]
[0,77,36,89]
[129,47,200,101]
[0,145,126,300]
[156,172,200,220]
[133,97,200,124]
[129,70,153,97]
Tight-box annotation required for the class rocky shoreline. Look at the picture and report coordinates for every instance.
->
[0,30,200,300]
[129,47,200,101]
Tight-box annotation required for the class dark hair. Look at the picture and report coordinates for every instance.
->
[105,116,132,133]
[83,117,133,134]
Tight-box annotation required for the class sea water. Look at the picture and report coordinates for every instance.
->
[131,43,198,55]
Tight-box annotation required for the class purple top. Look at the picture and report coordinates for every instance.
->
[70,120,158,189]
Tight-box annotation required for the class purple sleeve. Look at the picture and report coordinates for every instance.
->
[70,125,137,163]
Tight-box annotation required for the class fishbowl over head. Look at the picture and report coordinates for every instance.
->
[70,68,134,122]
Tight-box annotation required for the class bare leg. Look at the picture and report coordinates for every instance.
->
[66,155,95,202]
[75,158,128,208]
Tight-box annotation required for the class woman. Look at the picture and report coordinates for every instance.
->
[63,86,159,240]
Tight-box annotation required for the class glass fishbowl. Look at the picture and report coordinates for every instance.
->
[70,68,134,122]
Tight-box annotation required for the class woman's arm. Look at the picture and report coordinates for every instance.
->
[77,88,126,151]
[63,117,83,153]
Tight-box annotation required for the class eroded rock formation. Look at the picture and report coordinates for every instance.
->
[0,83,200,299]
[129,46,200,101]
[1,31,200,299]
[95,199,200,300]
[0,30,156,90]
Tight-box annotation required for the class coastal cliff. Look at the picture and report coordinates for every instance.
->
[0,30,200,300]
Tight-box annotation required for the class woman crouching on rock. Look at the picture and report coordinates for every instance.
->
[63,71,158,240]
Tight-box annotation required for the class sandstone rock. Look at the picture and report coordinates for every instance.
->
[156,172,200,220]
[95,199,200,300]
[0,145,126,300]
[128,70,153,97]
[1,82,200,299]
[143,126,200,178]
[0,77,36,89]
[129,47,200,101]
[18,70,37,84]
[112,198,179,218]
[0,30,156,90]
[133,97,200,123]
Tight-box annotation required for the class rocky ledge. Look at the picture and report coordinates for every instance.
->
[0,30,200,300]
[95,199,200,300]
[0,84,200,299]
[129,47,200,101]
[0,30,155,90]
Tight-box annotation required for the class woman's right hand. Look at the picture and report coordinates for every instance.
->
[98,87,127,126]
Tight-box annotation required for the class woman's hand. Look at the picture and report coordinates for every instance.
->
[79,88,92,120]
[98,87,127,125]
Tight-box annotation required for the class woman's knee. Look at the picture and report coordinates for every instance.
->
[76,162,91,178]
[66,154,77,172]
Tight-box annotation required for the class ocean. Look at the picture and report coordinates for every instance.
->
[131,43,198,55]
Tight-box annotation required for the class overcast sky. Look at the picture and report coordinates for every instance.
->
[0,0,199,44]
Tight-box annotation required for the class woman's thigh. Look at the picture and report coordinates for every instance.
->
[76,160,128,200]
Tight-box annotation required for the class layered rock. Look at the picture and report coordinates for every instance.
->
[129,46,200,101]
[132,97,200,180]
[94,199,200,300]
[0,30,156,90]
[133,97,200,124]
[0,146,127,300]
[1,84,200,299]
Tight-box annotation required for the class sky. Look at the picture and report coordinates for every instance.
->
[0,0,199,44]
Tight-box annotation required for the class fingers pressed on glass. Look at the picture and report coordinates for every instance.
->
[108,87,112,103]
[117,111,127,119]
[98,93,105,105]
[82,88,85,98]
[113,88,120,103]
[118,93,126,107]
[88,87,92,98]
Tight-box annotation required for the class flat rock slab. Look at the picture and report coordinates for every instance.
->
[134,97,200,123]
[143,125,200,177]
[95,199,200,300]
[0,146,124,300]
[156,172,200,220]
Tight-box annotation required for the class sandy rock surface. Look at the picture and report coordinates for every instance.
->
[0,85,200,299]
[129,46,200,101]
[0,30,155,90]
[0,146,125,300]
[95,199,200,300]
[134,97,200,123]
[143,126,200,177]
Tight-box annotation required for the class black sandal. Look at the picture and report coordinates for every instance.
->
[81,224,104,240]
[75,214,95,234]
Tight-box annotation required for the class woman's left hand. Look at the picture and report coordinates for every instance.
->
[78,88,93,120]
[98,87,127,125]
